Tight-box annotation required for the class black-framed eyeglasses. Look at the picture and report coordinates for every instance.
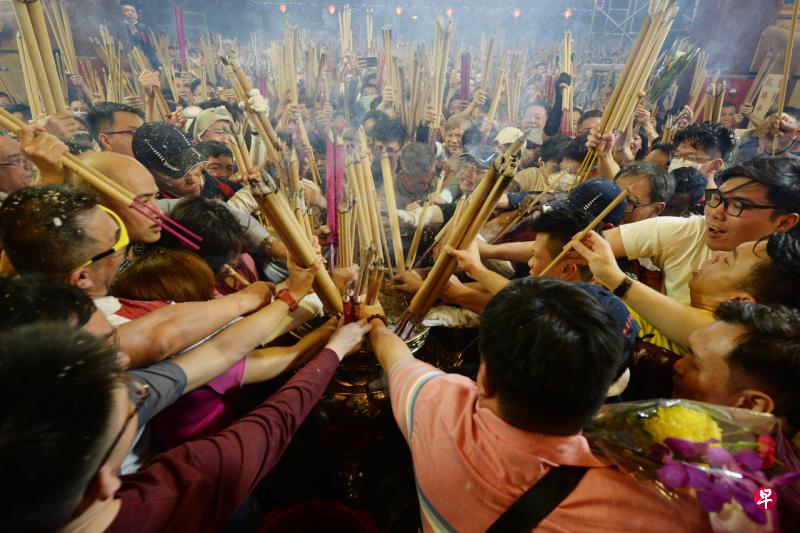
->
[705,189,777,217]
[624,197,658,214]
[94,374,150,471]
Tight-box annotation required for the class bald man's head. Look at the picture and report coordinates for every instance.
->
[80,152,163,244]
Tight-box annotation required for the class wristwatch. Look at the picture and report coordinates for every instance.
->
[612,276,634,299]
[275,288,299,312]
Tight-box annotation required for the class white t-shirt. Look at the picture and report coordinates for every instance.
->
[618,215,712,304]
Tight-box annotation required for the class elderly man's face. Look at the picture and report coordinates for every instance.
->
[0,136,33,195]
[200,120,231,145]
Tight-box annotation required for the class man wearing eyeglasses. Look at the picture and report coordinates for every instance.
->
[602,158,800,304]
[0,125,68,203]
[86,102,145,158]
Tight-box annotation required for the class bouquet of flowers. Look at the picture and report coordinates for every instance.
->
[647,38,700,108]
[585,399,800,529]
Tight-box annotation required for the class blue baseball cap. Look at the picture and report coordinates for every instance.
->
[548,179,627,227]
[575,282,640,365]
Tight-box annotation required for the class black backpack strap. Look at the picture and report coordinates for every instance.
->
[486,465,589,533]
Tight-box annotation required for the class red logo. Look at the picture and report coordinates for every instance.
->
[753,487,776,511]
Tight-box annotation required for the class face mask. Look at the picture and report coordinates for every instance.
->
[552,170,577,187]
[360,95,376,110]
[668,157,704,173]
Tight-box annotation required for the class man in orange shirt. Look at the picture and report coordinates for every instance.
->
[367,278,709,532]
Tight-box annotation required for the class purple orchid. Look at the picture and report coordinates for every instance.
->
[664,437,711,459]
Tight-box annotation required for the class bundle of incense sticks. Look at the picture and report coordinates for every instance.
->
[482,64,507,143]
[248,171,344,314]
[703,80,727,123]
[688,50,708,119]
[505,51,525,125]
[90,27,136,102]
[772,0,800,155]
[561,31,574,135]
[430,18,455,135]
[12,0,67,114]
[480,36,496,93]
[150,31,180,104]
[43,0,77,76]
[132,48,170,120]
[17,33,42,113]
[575,0,678,184]
[198,33,219,86]
[173,5,188,70]
[743,50,777,109]
[338,4,352,54]
[366,8,375,55]
[0,107,201,250]
[396,136,525,338]
[0,68,24,104]
[381,151,406,273]
[460,52,471,101]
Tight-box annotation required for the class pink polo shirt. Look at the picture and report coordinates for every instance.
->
[389,359,711,532]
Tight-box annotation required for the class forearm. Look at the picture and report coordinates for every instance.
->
[462,265,510,296]
[175,299,292,392]
[596,151,621,180]
[621,281,714,349]
[370,320,415,374]
[480,240,534,263]
[441,283,493,313]
[243,321,335,384]
[119,291,261,365]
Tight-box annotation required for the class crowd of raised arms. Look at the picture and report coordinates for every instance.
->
[2,0,800,532]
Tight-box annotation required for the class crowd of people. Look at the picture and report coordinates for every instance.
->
[2,1,800,532]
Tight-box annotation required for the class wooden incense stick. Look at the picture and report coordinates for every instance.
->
[381,151,406,273]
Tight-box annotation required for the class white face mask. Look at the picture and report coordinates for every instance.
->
[668,157,704,173]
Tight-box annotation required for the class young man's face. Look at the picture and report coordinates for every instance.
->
[720,105,737,129]
[121,4,138,23]
[205,155,235,179]
[671,141,721,181]
[672,321,743,406]
[98,111,143,157]
[445,125,466,156]
[704,177,794,251]
[527,233,577,281]
[521,105,547,131]
[374,140,402,170]
[688,240,766,300]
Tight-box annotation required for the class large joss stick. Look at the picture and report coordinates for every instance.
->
[575,0,677,184]
[480,36,495,93]
[131,48,170,120]
[778,1,800,119]
[460,52,471,101]
[0,107,202,250]
[397,137,525,337]
[688,50,708,118]
[482,66,506,143]
[561,31,574,135]
[538,190,628,277]
[12,0,63,114]
[248,172,344,314]
[380,151,406,273]
[17,33,41,113]
[43,0,78,76]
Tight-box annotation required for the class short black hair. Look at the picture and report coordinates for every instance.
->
[715,301,800,423]
[85,101,144,143]
[577,109,603,125]
[398,142,435,179]
[479,277,625,434]
[615,161,675,203]
[372,116,406,145]
[64,133,95,156]
[738,233,800,309]
[0,322,120,531]
[196,98,243,123]
[559,134,589,163]
[722,101,737,109]
[6,103,31,122]
[362,109,388,127]
[540,134,572,163]
[717,158,800,227]
[672,122,736,160]
[650,141,673,154]
[0,274,96,329]
[461,125,483,151]
[671,166,706,200]
[531,206,597,280]
[159,196,246,273]
[0,185,100,277]
[195,140,233,159]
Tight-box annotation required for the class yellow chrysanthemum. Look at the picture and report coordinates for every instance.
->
[643,405,722,444]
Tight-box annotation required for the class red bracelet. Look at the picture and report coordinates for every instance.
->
[367,314,387,325]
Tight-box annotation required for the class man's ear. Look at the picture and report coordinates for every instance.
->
[775,212,800,234]
[66,267,94,292]
[707,159,724,174]
[652,201,666,216]
[94,464,122,501]
[97,133,112,152]
[732,389,775,414]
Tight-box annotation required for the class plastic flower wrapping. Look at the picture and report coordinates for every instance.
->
[585,400,800,529]
[647,38,700,108]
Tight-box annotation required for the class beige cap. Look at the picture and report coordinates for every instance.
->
[494,126,524,146]
[193,106,233,141]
